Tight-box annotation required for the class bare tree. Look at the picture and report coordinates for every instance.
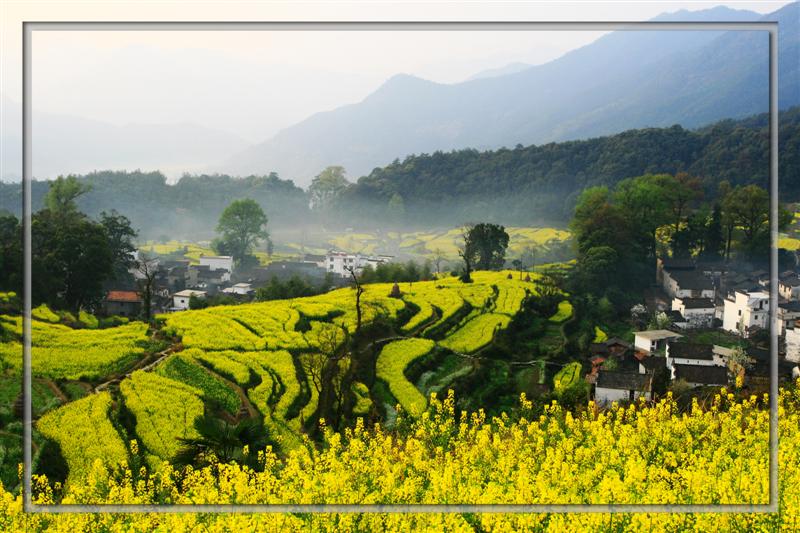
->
[345,265,365,333]
[302,322,352,433]
[431,248,448,276]
[136,252,159,322]
[457,224,477,283]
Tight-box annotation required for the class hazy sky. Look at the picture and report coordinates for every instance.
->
[0,0,791,145]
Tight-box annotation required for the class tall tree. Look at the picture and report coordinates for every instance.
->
[308,166,350,212]
[718,181,736,260]
[99,210,138,282]
[44,175,91,218]
[723,185,769,258]
[613,175,671,262]
[468,223,510,270]
[135,253,159,322]
[0,215,21,293]
[214,199,269,266]
[667,172,703,234]
[701,203,725,261]
[32,210,113,313]
[458,224,478,283]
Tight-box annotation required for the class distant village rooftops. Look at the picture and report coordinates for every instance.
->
[668,342,715,361]
[668,271,714,290]
[174,289,207,298]
[106,290,141,303]
[673,364,728,386]
[596,371,652,391]
[678,297,715,309]
[635,330,683,341]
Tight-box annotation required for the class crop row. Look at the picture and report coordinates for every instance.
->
[36,391,128,489]
[439,313,511,354]
[376,338,436,417]
[120,371,204,463]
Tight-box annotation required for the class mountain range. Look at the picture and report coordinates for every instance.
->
[220,4,799,186]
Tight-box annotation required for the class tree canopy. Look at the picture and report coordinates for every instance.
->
[214,199,270,267]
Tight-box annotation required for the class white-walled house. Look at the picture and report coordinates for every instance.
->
[786,325,800,363]
[172,289,206,311]
[671,297,715,329]
[222,283,254,296]
[665,343,725,378]
[325,250,392,278]
[662,269,715,300]
[594,371,653,405]
[722,289,769,337]
[778,301,800,335]
[634,330,683,354]
[779,275,800,301]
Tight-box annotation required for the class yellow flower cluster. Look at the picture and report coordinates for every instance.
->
[549,300,574,323]
[0,315,148,380]
[119,371,204,463]
[35,392,128,489]
[4,384,797,532]
[553,362,582,392]
[439,313,512,354]
[376,338,436,417]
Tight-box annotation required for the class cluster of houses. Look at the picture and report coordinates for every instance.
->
[102,249,393,316]
[588,258,800,405]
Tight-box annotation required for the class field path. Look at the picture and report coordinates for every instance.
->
[42,378,68,403]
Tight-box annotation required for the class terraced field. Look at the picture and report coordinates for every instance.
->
[2,270,576,485]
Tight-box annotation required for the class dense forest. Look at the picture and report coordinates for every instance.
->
[0,172,309,239]
[339,107,800,226]
[1,107,797,234]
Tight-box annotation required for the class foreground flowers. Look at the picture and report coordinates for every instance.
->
[1,382,798,531]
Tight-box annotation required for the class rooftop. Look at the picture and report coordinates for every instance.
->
[639,356,667,373]
[673,364,728,386]
[669,271,714,290]
[635,330,684,341]
[596,371,652,391]
[669,342,715,361]
[677,297,715,309]
[780,301,800,313]
[174,289,207,298]
[106,290,141,303]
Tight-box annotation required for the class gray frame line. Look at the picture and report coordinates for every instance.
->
[22,20,780,514]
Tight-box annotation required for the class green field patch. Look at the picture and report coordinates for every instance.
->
[376,338,435,417]
[553,362,582,393]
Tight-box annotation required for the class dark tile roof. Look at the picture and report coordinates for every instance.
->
[679,298,715,309]
[780,301,800,313]
[669,271,715,290]
[673,364,728,386]
[639,356,667,373]
[662,258,696,271]
[746,347,770,361]
[669,342,715,360]
[596,371,652,391]
[665,310,686,322]
[780,277,800,288]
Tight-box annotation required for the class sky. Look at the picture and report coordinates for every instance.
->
[0,0,792,180]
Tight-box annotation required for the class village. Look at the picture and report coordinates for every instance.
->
[100,244,800,409]
[591,257,800,405]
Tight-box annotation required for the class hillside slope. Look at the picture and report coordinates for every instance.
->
[220,5,798,185]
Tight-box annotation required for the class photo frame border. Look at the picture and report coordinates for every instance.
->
[21,19,780,514]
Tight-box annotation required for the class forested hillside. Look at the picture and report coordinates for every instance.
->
[339,107,800,226]
[221,4,798,182]
[1,108,797,233]
[0,171,310,239]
